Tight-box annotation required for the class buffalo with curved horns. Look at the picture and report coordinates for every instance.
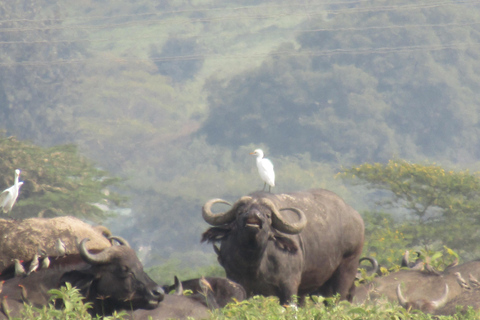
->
[163,276,246,308]
[201,189,365,304]
[0,238,164,319]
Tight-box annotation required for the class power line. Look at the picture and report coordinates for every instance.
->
[0,41,477,67]
[0,20,478,45]
[0,1,372,24]
[0,1,476,33]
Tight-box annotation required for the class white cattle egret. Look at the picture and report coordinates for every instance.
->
[0,169,23,214]
[250,149,275,192]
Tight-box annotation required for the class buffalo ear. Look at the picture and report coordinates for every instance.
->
[201,227,230,243]
[272,235,299,253]
[60,270,95,298]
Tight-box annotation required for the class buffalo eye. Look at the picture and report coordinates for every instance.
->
[119,265,132,277]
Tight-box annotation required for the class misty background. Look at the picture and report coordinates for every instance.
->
[1,0,480,276]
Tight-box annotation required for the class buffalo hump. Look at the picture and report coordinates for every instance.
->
[0,216,111,270]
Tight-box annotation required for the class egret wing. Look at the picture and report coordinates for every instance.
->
[258,159,275,186]
[259,158,274,172]
[0,188,13,212]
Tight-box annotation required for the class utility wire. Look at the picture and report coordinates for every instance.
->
[0,20,478,45]
[0,1,476,33]
[0,41,477,67]
[0,0,463,25]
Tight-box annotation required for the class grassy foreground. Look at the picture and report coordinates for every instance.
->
[12,284,480,320]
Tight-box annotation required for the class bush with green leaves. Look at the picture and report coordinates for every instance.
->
[18,283,128,320]
[210,294,470,320]
[11,282,480,319]
[341,159,480,259]
[0,134,126,221]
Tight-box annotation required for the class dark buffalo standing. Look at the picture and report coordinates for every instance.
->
[0,238,164,319]
[201,189,365,304]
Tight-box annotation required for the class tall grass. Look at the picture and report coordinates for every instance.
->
[14,285,480,320]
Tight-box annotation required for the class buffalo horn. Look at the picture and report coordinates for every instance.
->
[258,198,307,234]
[359,256,379,275]
[396,284,408,308]
[174,276,183,295]
[202,197,252,226]
[78,238,116,265]
[431,284,449,308]
[108,236,131,248]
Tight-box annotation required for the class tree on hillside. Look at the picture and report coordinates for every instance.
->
[341,159,480,256]
[0,0,87,146]
[150,37,204,83]
[201,0,480,164]
[0,134,126,221]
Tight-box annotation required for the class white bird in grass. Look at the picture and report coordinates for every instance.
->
[0,169,23,214]
[250,149,275,192]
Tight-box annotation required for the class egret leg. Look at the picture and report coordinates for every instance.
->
[268,185,271,193]
[263,182,266,191]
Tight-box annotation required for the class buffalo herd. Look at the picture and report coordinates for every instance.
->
[0,188,479,319]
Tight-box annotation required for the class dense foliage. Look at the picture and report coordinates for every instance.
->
[0,134,125,221]
[342,160,480,259]
[201,0,480,164]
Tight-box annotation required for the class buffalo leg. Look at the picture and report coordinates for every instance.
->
[314,256,359,302]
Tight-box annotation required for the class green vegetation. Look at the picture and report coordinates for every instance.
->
[342,160,480,259]
[11,283,480,319]
[16,283,127,320]
[0,134,125,221]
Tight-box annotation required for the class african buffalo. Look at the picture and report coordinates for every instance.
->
[434,288,480,316]
[354,259,480,314]
[0,216,112,274]
[127,276,233,320]
[354,269,457,305]
[125,294,211,320]
[356,257,381,280]
[396,283,450,313]
[201,189,365,304]
[0,238,164,318]
[163,276,246,308]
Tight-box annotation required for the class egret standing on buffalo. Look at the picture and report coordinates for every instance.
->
[0,169,23,214]
[250,149,275,192]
